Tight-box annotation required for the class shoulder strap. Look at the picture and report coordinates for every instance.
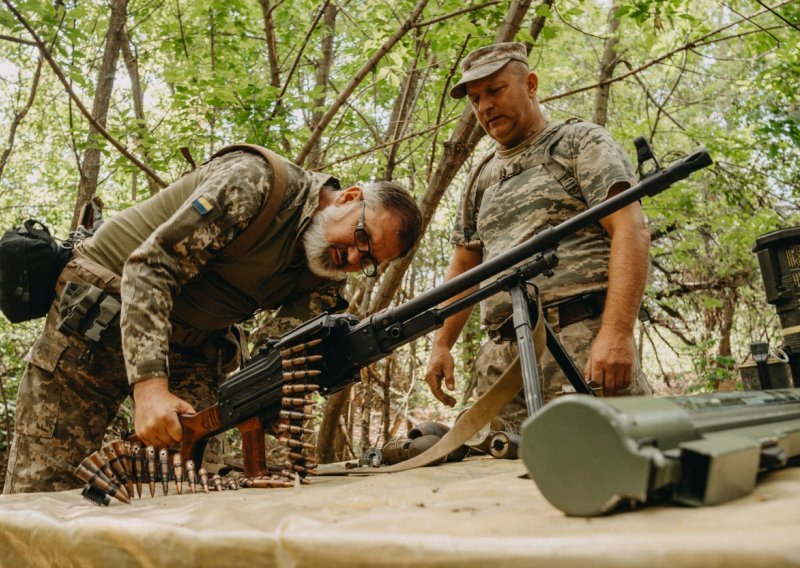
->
[208,144,290,263]
[460,151,495,250]
[543,119,583,202]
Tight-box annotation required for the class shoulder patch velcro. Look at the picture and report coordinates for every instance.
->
[192,196,214,215]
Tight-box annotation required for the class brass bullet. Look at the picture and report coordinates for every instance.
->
[282,370,322,381]
[198,467,210,494]
[186,459,197,494]
[279,410,314,421]
[131,443,144,499]
[159,449,169,496]
[145,446,157,498]
[277,423,314,436]
[282,438,314,450]
[172,453,183,495]
[279,339,322,358]
[281,384,320,395]
[282,355,323,368]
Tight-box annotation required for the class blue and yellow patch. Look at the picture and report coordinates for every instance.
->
[192,196,214,215]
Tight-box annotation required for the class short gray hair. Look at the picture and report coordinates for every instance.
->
[361,181,422,257]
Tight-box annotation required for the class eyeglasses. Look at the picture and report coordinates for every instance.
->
[354,201,379,278]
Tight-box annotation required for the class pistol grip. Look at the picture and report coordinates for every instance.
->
[179,406,222,470]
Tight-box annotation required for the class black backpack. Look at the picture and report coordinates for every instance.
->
[0,197,103,323]
[0,220,72,323]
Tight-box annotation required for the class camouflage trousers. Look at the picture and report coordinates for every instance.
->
[3,254,225,494]
[474,314,652,431]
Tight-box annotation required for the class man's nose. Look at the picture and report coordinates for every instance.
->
[346,245,363,266]
[477,96,493,115]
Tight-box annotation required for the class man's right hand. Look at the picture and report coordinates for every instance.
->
[132,378,196,448]
[425,343,457,407]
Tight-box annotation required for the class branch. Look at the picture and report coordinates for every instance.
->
[295,0,431,166]
[0,33,36,46]
[413,0,500,28]
[0,55,41,183]
[755,0,800,31]
[265,0,332,123]
[541,0,796,105]
[642,323,672,387]
[319,116,459,170]
[174,0,190,59]
[1,0,168,188]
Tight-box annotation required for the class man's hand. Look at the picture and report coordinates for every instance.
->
[133,378,196,447]
[583,326,634,396]
[425,343,457,407]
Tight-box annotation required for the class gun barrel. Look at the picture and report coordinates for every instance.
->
[520,388,800,517]
[382,148,712,328]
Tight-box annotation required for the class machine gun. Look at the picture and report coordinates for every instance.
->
[77,145,712,504]
[521,388,800,516]
[181,145,712,478]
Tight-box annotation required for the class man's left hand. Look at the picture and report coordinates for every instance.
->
[583,326,634,396]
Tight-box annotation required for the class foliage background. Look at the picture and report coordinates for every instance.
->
[0,0,798,471]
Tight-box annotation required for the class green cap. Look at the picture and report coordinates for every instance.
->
[450,42,529,99]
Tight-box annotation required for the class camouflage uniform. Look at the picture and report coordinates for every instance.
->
[4,150,345,493]
[453,121,651,427]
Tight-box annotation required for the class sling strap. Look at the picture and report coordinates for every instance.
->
[207,144,290,263]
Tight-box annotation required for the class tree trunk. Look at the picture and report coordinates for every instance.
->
[259,0,281,89]
[316,385,350,463]
[73,0,127,229]
[592,5,621,127]
[383,35,426,181]
[119,25,159,196]
[306,3,338,170]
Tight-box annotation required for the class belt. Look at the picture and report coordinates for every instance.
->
[489,291,606,342]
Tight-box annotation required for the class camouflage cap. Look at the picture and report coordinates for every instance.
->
[450,42,529,99]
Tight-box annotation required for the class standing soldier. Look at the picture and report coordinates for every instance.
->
[425,42,652,425]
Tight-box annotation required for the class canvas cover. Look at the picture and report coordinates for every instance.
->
[1,457,799,567]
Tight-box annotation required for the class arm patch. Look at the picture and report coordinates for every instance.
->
[192,196,214,215]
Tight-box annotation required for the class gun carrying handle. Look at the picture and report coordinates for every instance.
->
[178,405,223,469]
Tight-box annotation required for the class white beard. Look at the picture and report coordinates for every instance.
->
[302,206,349,280]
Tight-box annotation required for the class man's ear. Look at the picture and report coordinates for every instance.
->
[527,71,538,97]
[333,186,363,205]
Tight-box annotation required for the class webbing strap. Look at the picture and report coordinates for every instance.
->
[367,301,546,474]
[210,144,290,263]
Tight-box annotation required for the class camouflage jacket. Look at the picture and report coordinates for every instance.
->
[83,151,344,384]
[451,121,637,329]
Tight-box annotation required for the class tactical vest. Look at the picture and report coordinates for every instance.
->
[460,120,583,250]
[82,145,338,333]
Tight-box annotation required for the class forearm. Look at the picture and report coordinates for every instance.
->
[601,217,650,336]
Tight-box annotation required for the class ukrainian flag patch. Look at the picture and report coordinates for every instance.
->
[192,196,214,215]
